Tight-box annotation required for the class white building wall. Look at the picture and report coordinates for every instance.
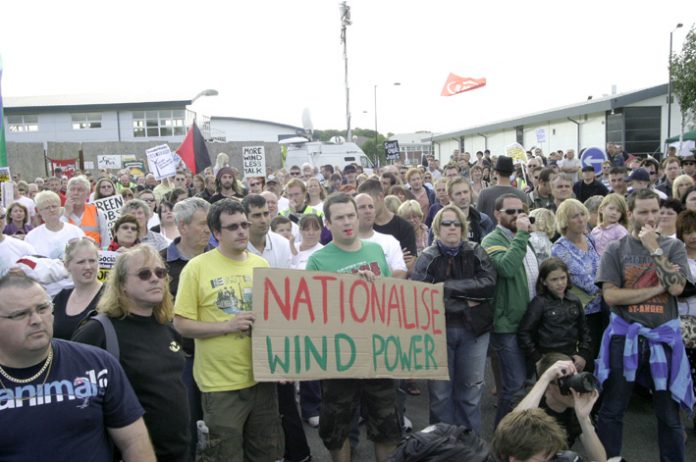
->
[211,119,298,143]
[434,139,459,163]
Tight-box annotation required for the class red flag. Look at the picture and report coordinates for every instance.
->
[440,73,486,97]
[176,122,211,174]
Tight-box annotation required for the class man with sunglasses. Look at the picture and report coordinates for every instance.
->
[482,193,538,428]
[174,199,284,461]
[0,272,156,461]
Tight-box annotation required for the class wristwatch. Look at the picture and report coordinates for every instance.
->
[651,248,664,257]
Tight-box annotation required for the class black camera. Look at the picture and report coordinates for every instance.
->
[550,450,583,461]
[557,371,599,395]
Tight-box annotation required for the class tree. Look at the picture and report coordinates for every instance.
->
[671,24,696,133]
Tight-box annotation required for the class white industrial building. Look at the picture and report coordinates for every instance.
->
[430,83,684,161]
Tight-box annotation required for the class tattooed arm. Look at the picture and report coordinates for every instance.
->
[639,224,686,296]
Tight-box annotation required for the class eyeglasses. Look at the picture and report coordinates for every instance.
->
[119,224,139,232]
[684,162,696,166]
[500,208,526,215]
[441,220,462,228]
[220,221,250,232]
[290,172,301,176]
[132,267,167,281]
[0,302,54,322]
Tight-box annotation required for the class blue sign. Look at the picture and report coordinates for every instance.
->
[580,147,607,174]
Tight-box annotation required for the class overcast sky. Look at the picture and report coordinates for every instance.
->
[1,1,695,136]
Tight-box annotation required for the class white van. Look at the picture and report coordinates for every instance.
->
[281,138,375,174]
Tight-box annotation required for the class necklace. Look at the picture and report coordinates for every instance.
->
[0,347,53,384]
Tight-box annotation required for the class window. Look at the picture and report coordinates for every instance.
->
[7,115,39,132]
[132,110,186,137]
[72,113,102,130]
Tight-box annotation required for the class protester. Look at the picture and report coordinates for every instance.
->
[595,188,693,460]
[411,205,496,433]
[121,199,169,251]
[490,408,568,462]
[154,200,180,241]
[52,237,104,339]
[528,207,555,263]
[26,190,85,259]
[0,272,156,461]
[590,193,629,257]
[0,205,37,276]
[73,245,190,461]
[93,177,118,200]
[476,156,529,220]
[447,177,495,244]
[63,175,110,247]
[210,167,246,202]
[306,177,327,215]
[676,210,696,432]
[658,198,683,239]
[397,200,429,256]
[3,202,32,239]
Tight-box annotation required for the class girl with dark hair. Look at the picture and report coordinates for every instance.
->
[517,257,592,371]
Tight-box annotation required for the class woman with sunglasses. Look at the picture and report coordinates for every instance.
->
[108,215,140,252]
[52,238,104,339]
[72,245,190,461]
[411,205,496,433]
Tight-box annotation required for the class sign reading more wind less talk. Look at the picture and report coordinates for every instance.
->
[146,144,177,180]
[242,146,266,179]
[251,268,449,381]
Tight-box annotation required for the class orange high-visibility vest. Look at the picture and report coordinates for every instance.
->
[70,203,101,246]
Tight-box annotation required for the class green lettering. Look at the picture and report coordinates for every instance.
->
[294,335,301,374]
[305,336,328,371]
[266,336,290,374]
[397,336,412,371]
[335,333,356,372]
[385,336,399,372]
[410,335,423,370]
[372,334,386,371]
[424,334,437,369]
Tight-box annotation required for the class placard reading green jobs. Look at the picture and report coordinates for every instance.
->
[251,268,449,381]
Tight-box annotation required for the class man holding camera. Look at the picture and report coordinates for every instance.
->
[595,189,693,461]
[514,354,606,462]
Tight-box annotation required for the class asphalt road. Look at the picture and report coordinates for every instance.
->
[299,363,696,461]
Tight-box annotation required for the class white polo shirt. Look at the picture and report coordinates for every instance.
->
[247,231,293,269]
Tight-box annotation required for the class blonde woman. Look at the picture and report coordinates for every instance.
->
[72,245,189,461]
[672,174,695,201]
[384,195,402,214]
[398,199,428,255]
[528,208,556,263]
[305,177,327,215]
[589,193,628,256]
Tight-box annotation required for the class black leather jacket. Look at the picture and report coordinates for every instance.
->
[517,292,592,364]
[411,241,497,336]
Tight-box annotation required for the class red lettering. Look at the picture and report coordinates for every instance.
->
[349,279,370,323]
[312,274,337,324]
[340,280,346,323]
[263,277,291,320]
[292,277,315,323]
[420,287,431,332]
[370,282,386,324]
[430,288,443,335]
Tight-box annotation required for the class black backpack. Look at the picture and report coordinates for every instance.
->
[387,423,493,462]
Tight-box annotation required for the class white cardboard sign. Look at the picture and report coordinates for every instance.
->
[146,145,177,180]
[243,146,267,178]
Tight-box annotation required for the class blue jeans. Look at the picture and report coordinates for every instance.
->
[300,380,321,420]
[429,327,489,433]
[597,335,684,462]
[490,332,527,427]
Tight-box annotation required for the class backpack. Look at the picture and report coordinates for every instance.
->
[86,311,120,360]
[387,423,492,462]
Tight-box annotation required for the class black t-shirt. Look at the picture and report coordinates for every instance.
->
[52,286,104,340]
[72,314,190,461]
[540,396,582,448]
[374,214,418,257]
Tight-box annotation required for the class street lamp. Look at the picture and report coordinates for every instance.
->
[374,82,401,165]
[191,88,219,104]
[667,23,683,140]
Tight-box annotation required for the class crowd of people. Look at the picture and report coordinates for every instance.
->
[0,142,695,462]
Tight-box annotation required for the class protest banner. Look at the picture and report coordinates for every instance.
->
[251,268,449,381]
[242,146,266,178]
[146,144,177,180]
[505,142,527,163]
[91,195,124,238]
[122,156,146,177]
[97,155,122,169]
[97,250,119,282]
[384,140,400,161]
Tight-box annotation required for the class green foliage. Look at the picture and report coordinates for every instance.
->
[672,25,696,122]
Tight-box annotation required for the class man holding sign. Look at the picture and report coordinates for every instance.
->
[173,199,283,461]
[306,193,401,462]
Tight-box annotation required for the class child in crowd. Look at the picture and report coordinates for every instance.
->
[589,193,628,256]
[271,215,297,256]
[529,208,555,263]
[517,257,592,373]
[291,214,324,270]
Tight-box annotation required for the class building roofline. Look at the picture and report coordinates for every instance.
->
[210,115,303,131]
[3,94,193,114]
[431,83,668,141]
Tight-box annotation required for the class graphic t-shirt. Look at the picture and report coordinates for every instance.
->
[0,339,143,461]
[596,235,690,328]
[306,240,391,277]
[175,249,269,392]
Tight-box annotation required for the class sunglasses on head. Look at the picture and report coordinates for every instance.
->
[134,267,167,281]
[440,220,462,228]
[221,221,250,232]
[500,208,526,215]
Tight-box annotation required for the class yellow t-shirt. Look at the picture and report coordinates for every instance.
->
[175,248,269,392]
